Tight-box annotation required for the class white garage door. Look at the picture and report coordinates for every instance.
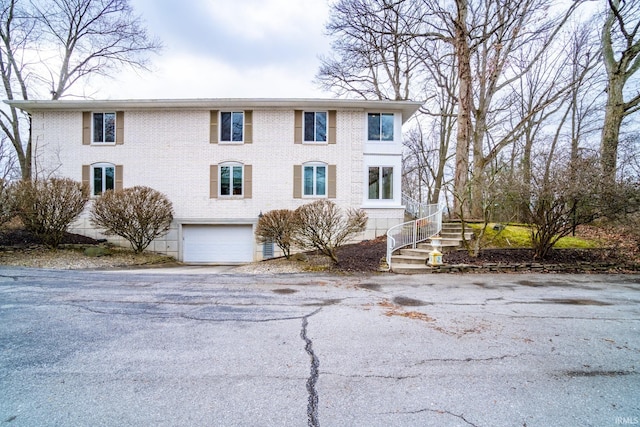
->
[183,225,254,263]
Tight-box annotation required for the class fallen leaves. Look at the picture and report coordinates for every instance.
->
[378,299,435,322]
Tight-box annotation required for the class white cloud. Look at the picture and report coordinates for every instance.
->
[97,52,327,99]
[87,0,331,99]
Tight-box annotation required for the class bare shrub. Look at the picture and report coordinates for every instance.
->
[90,186,174,253]
[293,200,367,263]
[0,179,16,227]
[256,209,296,259]
[522,156,605,259]
[13,178,89,248]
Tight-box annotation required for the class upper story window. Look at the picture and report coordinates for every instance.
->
[304,112,327,143]
[93,112,116,143]
[220,112,244,142]
[368,113,394,141]
[92,163,115,196]
[220,163,244,196]
[304,163,327,197]
[368,166,393,200]
[83,111,123,145]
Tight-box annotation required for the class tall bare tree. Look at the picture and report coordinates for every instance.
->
[601,0,640,184]
[0,0,161,180]
[319,0,585,219]
[317,0,427,101]
[451,0,582,217]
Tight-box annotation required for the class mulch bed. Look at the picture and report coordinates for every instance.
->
[0,229,101,247]
[330,236,634,273]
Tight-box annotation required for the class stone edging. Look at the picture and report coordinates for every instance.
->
[420,262,640,274]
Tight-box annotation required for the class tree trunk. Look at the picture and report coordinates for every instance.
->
[601,74,624,185]
[453,0,472,218]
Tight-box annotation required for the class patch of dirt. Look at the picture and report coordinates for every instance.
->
[0,228,102,246]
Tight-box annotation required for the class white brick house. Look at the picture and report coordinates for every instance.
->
[9,98,422,263]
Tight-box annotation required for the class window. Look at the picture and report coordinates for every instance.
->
[304,112,327,142]
[220,112,244,142]
[220,163,244,196]
[92,163,115,196]
[93,113,116,143]
[369,166,393,200]
[367,113,394,141]
[303,163,327,197]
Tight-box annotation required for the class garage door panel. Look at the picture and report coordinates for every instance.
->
[183,225,253,263]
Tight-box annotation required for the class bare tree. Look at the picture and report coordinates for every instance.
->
[319,0,585,219]
[255,209,297,259]
[293,200,367,264]
[451,0,583,218]
[522,154,612,259]
[12,177,89,247]
[317,0,427,100]
[601,0,640,185]
[0,0,161,180]
[90,186,174,253]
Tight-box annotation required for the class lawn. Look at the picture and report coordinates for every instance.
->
[466,223,603,249]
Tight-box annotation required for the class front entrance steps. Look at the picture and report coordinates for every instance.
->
[390,222,475,274]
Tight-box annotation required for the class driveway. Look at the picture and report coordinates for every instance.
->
[1,267,638,426]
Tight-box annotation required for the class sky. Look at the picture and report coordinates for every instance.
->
[91,0,332,100]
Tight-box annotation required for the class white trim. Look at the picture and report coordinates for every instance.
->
[302,161,328,198]
[218,162,244,197]
[302,110,328,144]
[218,111,245,144]
[91,112,117,145]
[90,162,115,196]
[8,98,422,124]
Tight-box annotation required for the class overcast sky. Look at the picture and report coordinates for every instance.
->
[92,0,332,99]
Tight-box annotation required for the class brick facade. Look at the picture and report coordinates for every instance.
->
[16,99,421,262]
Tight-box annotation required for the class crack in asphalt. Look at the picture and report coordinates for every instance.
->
[416,354,524,364]
[390,408,478,426]
[301,308,322,427]
[68,302,319,323]
[324,372,421,380]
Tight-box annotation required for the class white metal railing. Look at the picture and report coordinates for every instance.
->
[402,194,440,218]
[386,199,445,271]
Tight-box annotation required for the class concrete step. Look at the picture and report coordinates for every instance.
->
[441,231,475,240]
[390,255,427,265]
[391,263,434,274]
[398,248,432,258]
[418,239,461,249]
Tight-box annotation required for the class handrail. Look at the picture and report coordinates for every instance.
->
[386,200,445,271]
[402,193,437,219]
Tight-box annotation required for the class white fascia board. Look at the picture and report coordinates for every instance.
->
[5,98,423,124]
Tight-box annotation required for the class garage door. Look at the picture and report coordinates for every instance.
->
[183,225,254,263]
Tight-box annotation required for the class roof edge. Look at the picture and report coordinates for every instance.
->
[5,97,423,123]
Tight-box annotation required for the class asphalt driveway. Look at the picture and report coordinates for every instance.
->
[1,267,639,426]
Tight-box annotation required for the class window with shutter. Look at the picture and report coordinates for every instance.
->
[86,163,119,196]
[212,163,251,198]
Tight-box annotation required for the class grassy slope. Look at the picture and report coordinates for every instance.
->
[467,223,602,249]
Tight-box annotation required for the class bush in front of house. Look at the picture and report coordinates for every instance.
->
[90,186,174,253]
[0,179,16,227]
[256,209,297,259]
[13,178,89,248]
[293,199,367,263]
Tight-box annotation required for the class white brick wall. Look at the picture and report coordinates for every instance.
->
[31,107,406,261]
